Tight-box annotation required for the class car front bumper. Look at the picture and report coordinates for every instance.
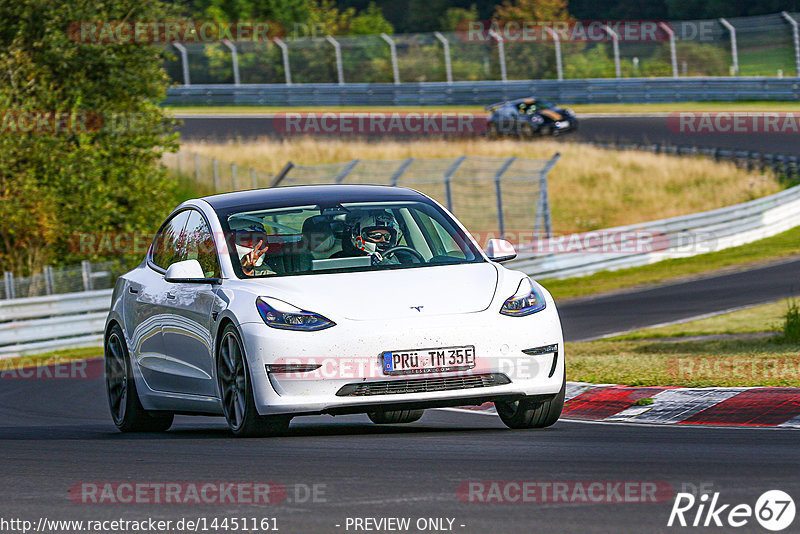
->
[239,307,565,416]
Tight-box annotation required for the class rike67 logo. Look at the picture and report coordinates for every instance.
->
[668,490,795,531]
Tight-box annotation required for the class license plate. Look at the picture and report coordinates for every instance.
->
[555,121,569,129]
[381,346,476,376]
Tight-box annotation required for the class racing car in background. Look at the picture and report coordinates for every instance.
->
[486,97,578,138]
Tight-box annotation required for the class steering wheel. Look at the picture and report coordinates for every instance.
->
[382,246,425,264]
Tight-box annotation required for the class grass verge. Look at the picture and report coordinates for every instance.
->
[166,101,800,115]
[0,347,101,370]
[543,226,800,301]
[180,138,778,235]
[608,299,791,340]
[567,337,800,387]
[567,299,800,387]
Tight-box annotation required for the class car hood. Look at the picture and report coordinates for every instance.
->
[246,262,500,320]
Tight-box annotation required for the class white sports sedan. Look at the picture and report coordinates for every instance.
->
[104,185,565,436]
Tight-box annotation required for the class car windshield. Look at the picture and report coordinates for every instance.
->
[222,200,484,278]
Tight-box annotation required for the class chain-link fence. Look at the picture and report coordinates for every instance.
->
[162,150,275,194]
[162,12,800,86]
[1,261,120,300]
[164,150,558,241]
[276,155,559,239]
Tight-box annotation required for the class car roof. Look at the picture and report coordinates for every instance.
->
[486,96,548,110]
[202,184,429,211]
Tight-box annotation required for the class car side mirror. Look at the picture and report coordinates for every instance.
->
[485,239,517,262]
[165,259,210,283]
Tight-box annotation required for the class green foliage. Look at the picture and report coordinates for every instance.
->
[439,5,480,32]
[0,0,181,274]
[784,300,800,343]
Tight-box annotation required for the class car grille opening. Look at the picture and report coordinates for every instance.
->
[335,373,511,397]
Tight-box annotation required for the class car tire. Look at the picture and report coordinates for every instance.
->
[487,121,500,139]
[217,324,291,438]
[519,123,535,138]
[367,409,424,424]
[495,373,565,429]
[105,325,174,433]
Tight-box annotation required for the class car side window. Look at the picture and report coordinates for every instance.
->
[151,211,190,270]
[184,210,221,278]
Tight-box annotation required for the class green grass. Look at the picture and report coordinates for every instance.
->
[165,101,800,115]
[0,347,101,370]
[567,336,800,387]
[542,226,800,301]
[608,299,791,340]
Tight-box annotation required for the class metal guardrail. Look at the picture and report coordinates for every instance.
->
[0,289,112,359]
[164,77,800,106]
[507,180,800,279]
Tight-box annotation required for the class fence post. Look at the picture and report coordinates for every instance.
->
[535,153,560,239]
[171,42,191,86]
[434,32,453,84]
[380,33,400,84]
[335,159,360,184]
[81,261,93,292]
[658,22,679,78]
[3,271,14,300]
[493,157,517,239]
[719,18,739,76]
[44,265,54,295]
[544,28,563,80]
[274,38,292,85]
[390,158,414,186]
[251,168,258,189]
[602,25,621,78]
[487,29,507,82]
[782,12,800,76]
[442,156,467,213]
[325,35,345,85]
[271,162,295,187]
[222,40,241,85]
[213,158,220,191]
[231,163,238,190]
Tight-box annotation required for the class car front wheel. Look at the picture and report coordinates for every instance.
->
[217,324,291,437]
[495,374,565,429]
[105,325,174,432]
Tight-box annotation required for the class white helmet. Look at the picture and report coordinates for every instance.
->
[347,209,400,256]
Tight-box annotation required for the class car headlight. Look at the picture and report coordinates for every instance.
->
[500,278,546,316]
[256,297,335,331]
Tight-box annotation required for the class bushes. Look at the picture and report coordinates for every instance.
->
[0,0,181,274]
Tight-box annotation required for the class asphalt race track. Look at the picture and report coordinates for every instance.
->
[175,114,800,156]
[2,375,799,534]
[1,113,798,534]
[2,259,800,533]
[558,256,800,341]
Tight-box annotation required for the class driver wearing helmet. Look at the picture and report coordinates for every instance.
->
[336,209,401,264]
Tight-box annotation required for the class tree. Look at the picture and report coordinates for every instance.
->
[494,0,571,22]
[0,0,181,274]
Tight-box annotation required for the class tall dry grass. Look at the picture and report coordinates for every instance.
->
[180,138,780,234]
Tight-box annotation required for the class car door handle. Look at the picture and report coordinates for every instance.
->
[128,287,139,294]
[166,292,176,299]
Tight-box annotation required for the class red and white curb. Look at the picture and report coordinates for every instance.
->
[454,382,800,428]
